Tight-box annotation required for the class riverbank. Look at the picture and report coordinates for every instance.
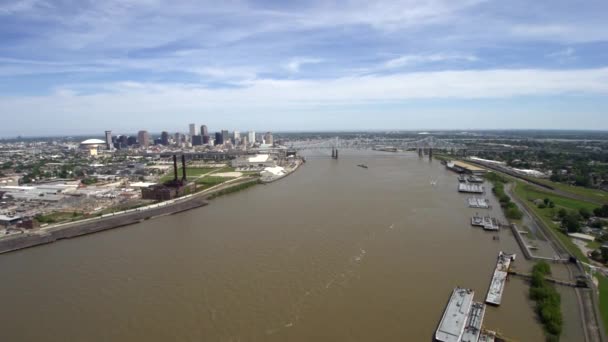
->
[0,196,208,254]
[0,175,261,255]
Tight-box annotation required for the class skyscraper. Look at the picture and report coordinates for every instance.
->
[189,123,196,137]
[161,131,169,146]
[264,132,273,145]
[138,130,150,147]
[214,132,223,145]
[221,130,229,145]
[200,125,208,136]
[233,130,240,144]
[248,131,256,144]
[104,130,113,150]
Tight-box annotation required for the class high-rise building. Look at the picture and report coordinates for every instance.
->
[127,136,137,146]
[192,135,203,146]
[189,123,196,137]
[138,130,150,148]
[241,136,248,147]
[214,132,223,145]
[264,132,273,145]
[161,131,169,146]
[200,125,208,136]
[248,131,256,144]
[221,130,229,144]
[117,135,128,148]
[233,131,240,144]
[104,130,113,150]
[202,135,210,144]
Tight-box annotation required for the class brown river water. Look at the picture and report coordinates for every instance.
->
[0,150,585,341]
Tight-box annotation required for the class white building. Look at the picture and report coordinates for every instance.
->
[189,123,196,137]
[248,131,256,145]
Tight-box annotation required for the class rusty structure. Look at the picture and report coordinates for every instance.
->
[142,154,196,201]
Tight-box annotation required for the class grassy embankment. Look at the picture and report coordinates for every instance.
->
[513,181,598,263]
[530,261,563,341]
[597,273,608,336]
[532,178,608,205]
[484,172,524,220]
[208,179,260,199]
[35,211,83,224]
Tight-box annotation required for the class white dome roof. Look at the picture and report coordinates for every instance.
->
[80,139,105,145]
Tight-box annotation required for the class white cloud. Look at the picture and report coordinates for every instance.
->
[384,54,478,69]
[284,58,324,73]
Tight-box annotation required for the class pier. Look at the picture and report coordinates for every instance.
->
[507,270,588,288]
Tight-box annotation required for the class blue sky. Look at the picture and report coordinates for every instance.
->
[1,0,608,136]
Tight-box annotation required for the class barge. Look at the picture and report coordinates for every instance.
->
[458,183,484,194]
[435,288,488,342]
[485,251,516,306]
[468,198,490,209]
[471,215,500,231]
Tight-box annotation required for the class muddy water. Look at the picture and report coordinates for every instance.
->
[0,151,584,341]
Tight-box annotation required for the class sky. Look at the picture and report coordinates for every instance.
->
[1,0,608,136]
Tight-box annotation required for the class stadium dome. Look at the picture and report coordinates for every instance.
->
[80,139,106,145]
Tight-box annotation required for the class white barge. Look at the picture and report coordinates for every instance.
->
[485,251,516,306]
[458,183,484,194]
[468,198,490,209]
[435,287,475,342]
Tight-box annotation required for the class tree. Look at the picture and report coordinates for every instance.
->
[579,208,591,220]
[558,208,567,219]
[594,205,608,218]
[602,248,608,263]
[562,212,581,233]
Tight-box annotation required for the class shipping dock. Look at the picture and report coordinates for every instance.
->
[485,252,516,306]
[468,198,490,209]
[458,183,484,194]
[471,215,500,231]
[458,174,467,183]
[435,288,488,342]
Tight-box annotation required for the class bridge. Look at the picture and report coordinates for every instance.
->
[290,136,467,159]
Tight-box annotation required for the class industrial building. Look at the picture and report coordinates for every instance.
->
[141,155,195,201]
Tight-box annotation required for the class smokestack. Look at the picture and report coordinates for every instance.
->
[173,155,178,181]
[181,154,187,181]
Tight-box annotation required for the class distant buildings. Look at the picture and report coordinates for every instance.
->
[233,130,240,144]
[264,132,273,145]
[161,131,170,146]
[104,130,113,150]
[138,130,150,148]
[221,130,229,145]
[248,131,256,144]
[200,125,208,136]
[214,132,223,145]
[192,135,203,146]
[189,123,196,137]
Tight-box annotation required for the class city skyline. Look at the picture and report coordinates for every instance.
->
[1,0,608,135]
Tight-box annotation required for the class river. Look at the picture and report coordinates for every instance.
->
[0,150,584,341]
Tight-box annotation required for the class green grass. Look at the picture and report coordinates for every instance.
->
[597,273,608,336]
[194,176,235,189]
[208,179,259,199]
[160,167,216,182]
[35,211,82,224]
[532,178,608,204]
[513,181,595,263]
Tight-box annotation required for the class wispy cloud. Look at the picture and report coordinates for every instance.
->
[284,58,324,73]
[383,54,478,69]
